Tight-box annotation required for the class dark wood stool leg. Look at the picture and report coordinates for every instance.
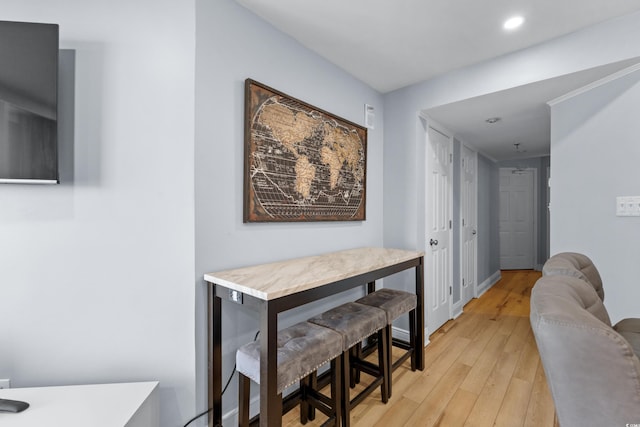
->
[341,350,351,427]
[331,358,342,427]
[238,373,251,427]
[377,329,389,404]
[385,325,393,398]
[351,344,361,387]
[300,375,310,424]
[308,371,317,421]
[409,307,417,371]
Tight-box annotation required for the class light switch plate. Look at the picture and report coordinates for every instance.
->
[616,196,640,216]
[364,104,375,130]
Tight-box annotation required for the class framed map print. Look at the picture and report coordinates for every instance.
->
[243,79,367,222]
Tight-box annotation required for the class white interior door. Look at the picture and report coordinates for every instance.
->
[499,168,536,269]
[460,144,477,304]
[425,122,452,334]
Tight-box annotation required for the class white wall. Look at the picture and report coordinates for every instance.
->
[194,0,384,422]
[550,68,640,323]
[0,2,196,426]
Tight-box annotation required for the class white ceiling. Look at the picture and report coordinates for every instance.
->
[425,58,640,161]
[235,0,640,160]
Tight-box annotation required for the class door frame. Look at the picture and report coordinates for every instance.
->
[546,166,551,261]
[422,115,453,336]
[498,167,538,270]
[460,142,478,303]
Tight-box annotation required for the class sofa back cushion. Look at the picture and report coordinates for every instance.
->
[542,252,605,301]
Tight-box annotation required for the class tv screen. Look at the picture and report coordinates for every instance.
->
[0,20,59,184]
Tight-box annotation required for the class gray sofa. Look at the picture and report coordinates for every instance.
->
[530,275,640,426]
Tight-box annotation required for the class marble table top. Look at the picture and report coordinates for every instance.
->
[204,247,424,300]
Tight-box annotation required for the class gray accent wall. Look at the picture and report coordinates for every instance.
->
[550,68,640,323]
[477,153,500,284]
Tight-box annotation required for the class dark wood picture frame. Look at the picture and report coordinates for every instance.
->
[243,79,367,222]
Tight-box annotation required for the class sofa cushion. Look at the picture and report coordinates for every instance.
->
[542,252,604,301]
[615,318,640,359]
[532,275,611,326]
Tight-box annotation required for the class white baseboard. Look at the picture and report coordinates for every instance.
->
[476,270,501,298]
[391,325,410,342]
[392,325,432,347]
[393,325,432,347]
[452,300,464,319]
[223,406,240,426]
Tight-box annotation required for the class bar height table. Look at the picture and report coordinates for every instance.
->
[205,247,424,427]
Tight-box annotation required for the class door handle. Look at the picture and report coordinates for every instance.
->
[430,238,439,247]
[472,230,477,235]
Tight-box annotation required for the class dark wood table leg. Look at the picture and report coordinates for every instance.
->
[208,284,222,427]
[415,259,425,371]
[260,300,282,426]
[367,281,376,294]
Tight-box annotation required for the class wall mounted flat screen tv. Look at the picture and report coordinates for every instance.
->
[0,20,59,184]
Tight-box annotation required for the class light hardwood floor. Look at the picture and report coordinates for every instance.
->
[283,269,556,427]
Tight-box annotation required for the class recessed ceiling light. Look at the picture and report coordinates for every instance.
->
[503,16,524,30]
[485,117,501,124]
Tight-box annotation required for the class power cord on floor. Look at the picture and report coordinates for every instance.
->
[183,331,260,427]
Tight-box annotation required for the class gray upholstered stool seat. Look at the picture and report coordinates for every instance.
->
[308,302,389,427]
[356,288,417,397]
[357,288,417,324]
[236,321,344,426]
[309,302,388,350]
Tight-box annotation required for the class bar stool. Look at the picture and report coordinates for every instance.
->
[356,288,417,398]
[236,321,344,427]
[308,302,389,426]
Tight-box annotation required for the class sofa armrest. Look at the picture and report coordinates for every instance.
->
[531,276,640,426]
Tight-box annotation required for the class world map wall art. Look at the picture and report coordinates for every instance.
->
[243,79,367,222]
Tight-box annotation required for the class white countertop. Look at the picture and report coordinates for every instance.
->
[0,381,158,427]
[204,247,424,300]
